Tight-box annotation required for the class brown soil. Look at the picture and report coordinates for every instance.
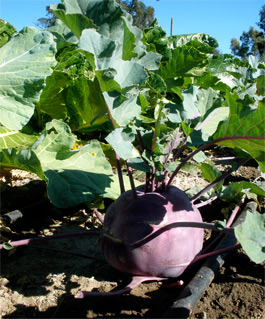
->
[0,166,264,319]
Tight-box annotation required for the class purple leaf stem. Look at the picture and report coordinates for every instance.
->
[191,158,249,203]
[75,276,166,298]
[172,141,187,162]
[199,199,245,255]
[136,129,145,153]
[151,168,156,192]
[130,222,234,247]
[0,231,106,250]
[104,100,125,194]
[210,156,241,162]
[192,243,241,263]
[166,135,260,189]
[226,199,244,228]
[93,208,104,224]
[115,154,125,194]
[126,163,137,199]
[145,172,151,193]
[195,196,218,208]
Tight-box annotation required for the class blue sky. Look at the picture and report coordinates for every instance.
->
[0,0,263,54]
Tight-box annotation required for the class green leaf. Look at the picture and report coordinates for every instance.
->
[0,19,17,48]
[33,120,115,208]
[219,181,265,201]
[122,17,138,60]
[127,157,151,173]
[235,211,265,263]
[0,127,38,149]
[159,46,207,78]
[147,72,167,96]
[78,28,116,70]
[2,242,14,250]
[50,1,98,39]
[79,29,147,89]
[213,93,265,172]
[0,27,57,130]
[256,75,265,96]
[103,91,141,126]
[169,33,218,53]
[65,77,108,132]
[0,148,46,180]
[198,162,223,192]
[195,87,222,118]
[105,127,139,160]
[166,86,201,123]
[193,151,207,163]
[38,72,70,120]
[189,107,229,145]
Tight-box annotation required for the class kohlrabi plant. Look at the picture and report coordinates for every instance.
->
[0,0,265,298]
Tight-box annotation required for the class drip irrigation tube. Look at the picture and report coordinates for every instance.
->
[162,201,256,319]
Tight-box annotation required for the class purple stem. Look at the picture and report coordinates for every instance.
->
[0,231,106,250]
[195,196,218,208]
[166,134,258,189]
[145,173,151,193]
[210,156,241,162]
[151,168,156,192]
[126,163,137,199]
[130,222,234,247]
[172,141,187,162]
[191,158,249,203]
[136,130,145,153]
[115,151,125,195]
[199,199,245,255]
[167,143,210,189]
[93,208,104,224]
[192,243,241,263]
[226,199,244,228]
[105,100,125,195]
[75,275,166,298]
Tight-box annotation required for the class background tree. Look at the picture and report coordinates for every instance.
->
[230,5,265,61]
[117,0,154,29]
[35,6,57,29]
[36,0,155,30]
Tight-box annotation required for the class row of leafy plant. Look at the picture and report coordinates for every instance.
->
[0,0,265,267]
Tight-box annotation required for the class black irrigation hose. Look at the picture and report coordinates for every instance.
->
[162,201,256,319]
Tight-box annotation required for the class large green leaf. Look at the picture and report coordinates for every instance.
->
[51,0,154,67]
[65,77,108,132]
[213,93,265,172]
[0,126,38,149]
[103,91,141,127]
[78,29,148,89]
[50,1,98,39]
[189,107,229,145]
[169,33,218,53]
[166,86,201,123]
[235,211,265,263]
[0,148,46,180]
[31,120,114,207]
[159,46,208,78]
[105,127,138,160]
[195,87,222,117]
[37,72,70,120]
[0,27,57,130]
